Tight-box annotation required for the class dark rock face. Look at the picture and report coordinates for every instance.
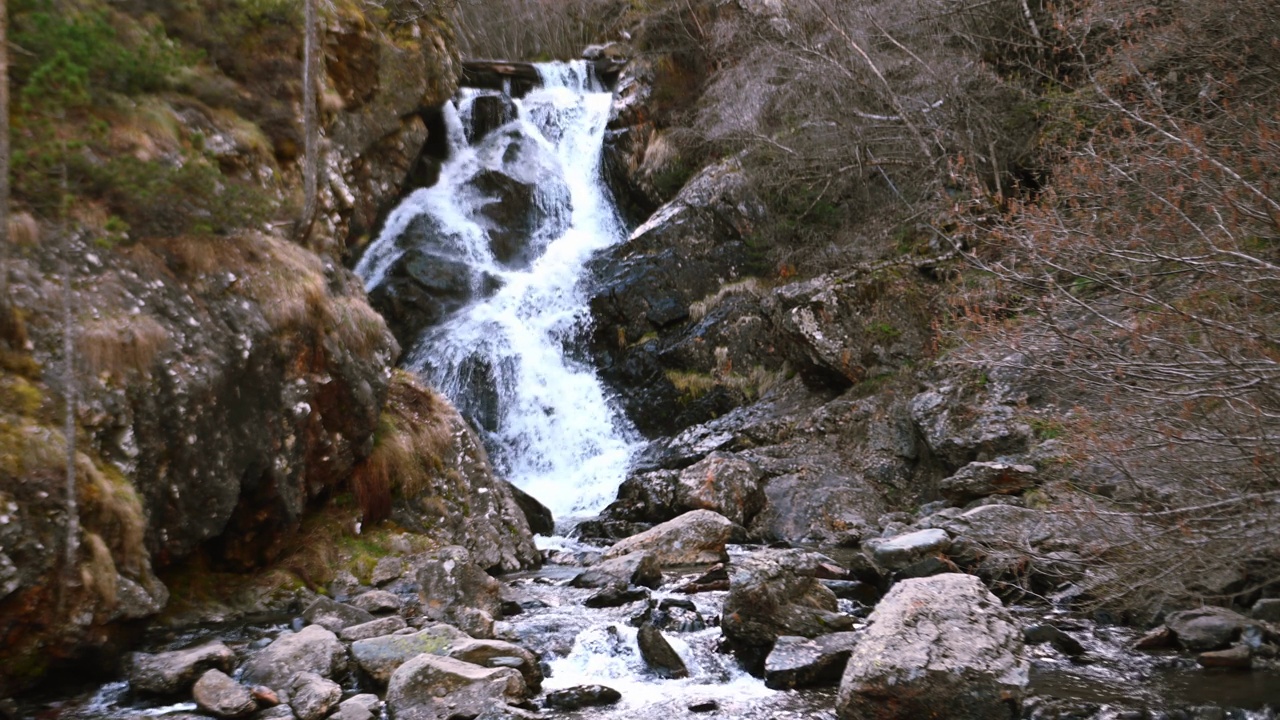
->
[505,481,555,536]
[721,549,854,672]
[764,632,860,690]
[467,95,518,144]
[637,623,690,679]
[837,574,1029,720]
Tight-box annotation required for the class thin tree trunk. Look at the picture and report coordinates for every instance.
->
[298,0,319,245]
[60,159,78,594]
[1,0,10,297]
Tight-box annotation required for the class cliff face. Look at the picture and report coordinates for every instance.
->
[0,0,473,696]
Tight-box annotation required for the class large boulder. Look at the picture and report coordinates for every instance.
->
[129,641,236,695]
[287,672,342,720]
[340,616,407,643]
[603,510,741,566]
[415,546,505,637]
[571,552,664,590]
[869,528,951,571]
[386,654,526,720]
[447,638,543,693]
[909,387,1032,468]
[673,452,766,527]
[837,574,1029,720]
[721,549,853,670]
[351,624,470,685]
[241,626,347,691]
[1165,607,1263,652]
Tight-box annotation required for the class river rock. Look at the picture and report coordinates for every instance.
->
[1023,624,1086,657]
[386,654,526,720]
[544,685,623,710]
[332,694,380,720]
[764,632,860,690]
[415,545,504,637]
[129,641,236,695]
[837,573,1029,720]
[242,625,347,691]
[635,597,708,633]
[721,549,853,670]
[287,672,341,720]
[193,669,257,718]
[467,94,517,144]
[351,624,470,685]
[637,622,690,679]
[505,481,555,536]
[1166,607,1260,651]
[869,528,951,571]
[253,707,296,720]
[349,590,401,614]
[341,616,408,642]
[371,557,404,586]
[301,597,375,632]
[447,638,543,692]
[585,582,650,608]
[1253,598,1280,622]
[940,462,1038,504]
[674,452,766,526]
[1198,643,1253,669]
[603,510,741,566]
[572,551,664,589]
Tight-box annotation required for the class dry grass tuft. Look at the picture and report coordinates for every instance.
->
[81,531,119,610]
[78,455,149,579]
[349,371,457,523]
[330,296,392,359]
[8,212,40,247]
[79,314,171,379]
[688,278,762,322]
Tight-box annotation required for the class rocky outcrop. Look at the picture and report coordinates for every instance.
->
[837,574,1029,720]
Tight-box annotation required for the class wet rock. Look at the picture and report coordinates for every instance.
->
[764,632,860,690]
[1023,624,1086,657]
[301,597,375,633]
[332,694,380,720]
[637,622,690,679]
[286,672,341,720]
[1197,644,1252,669]
[837,574,1029,720]
[678,564,731,593]
[603,510,741,566]
[634,597,708,633]
[688,700,719,713]
[940,462,1038,505]
[820,580,881,606]
[446,638,542,693]
[722,549,853,671]
[571,551,663,590]
[1252,598,1280,622]
[253,707,295,720]
[506,482,554,536]
[467,94,517,144]
[339,616,407,642]
[193,669,257,718]
[349,590,401,615]
[415,545,504,637]
[585,582,650,608]
[1134,626,1175,650]
[129,641,236,695]
[543,685,622,710]
[351,624,470,685]
[674,452,767,527]
[242,626,347,691]
[1166,607,1260,651]
[869,528,951,571]
[371,557,404,586]
[386,654,526,720]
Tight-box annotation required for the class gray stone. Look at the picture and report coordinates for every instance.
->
[940,462,1038,504]
[286,672,340,720]
[447,638,543,692]
[637,623,689,679]
[386,654,526,720]
[252,707,295,720]
[584,583,649,608]
[371,557,404,586]
[674,452,766,526]
[340,615,408,642]
[193,669,256,718]
[415,546,504,638]
[870,528,951,571]
[837,574,1029,720]
[241,626,347,691]
[1166,607,1259,651]
[765,632,860,690]
[1197,644,1252,669]
[603,510,740,566]
[349,589,401,614]
[129,641,236,695]
[351,624,470,685]
[543,685,622,710]
[571,552,663,589]
[1251,598,1280,622]
[332,694,380,720]
[301,596,374,633]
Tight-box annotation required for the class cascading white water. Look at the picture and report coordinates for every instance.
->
[355,61,637,522]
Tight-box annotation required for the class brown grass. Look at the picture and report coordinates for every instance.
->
[79,314,171,379]
[8,212,40,247]
[349,371,456,522]
[78,455,148,579]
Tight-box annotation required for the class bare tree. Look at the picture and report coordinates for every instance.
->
[297,0,319,244]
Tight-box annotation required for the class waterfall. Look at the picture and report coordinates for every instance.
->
[355,61,636,522]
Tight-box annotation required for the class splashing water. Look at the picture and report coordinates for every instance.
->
[355,61,637,521]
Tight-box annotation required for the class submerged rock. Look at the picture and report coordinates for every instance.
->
[129,641,236,695]
[543,685,622,710]
[837,573,1028,720]
[603,510,741,566]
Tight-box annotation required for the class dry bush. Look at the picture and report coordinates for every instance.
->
[349,371,456,522]
[451,0,627,60]
[948,0,1280,612]
[78,314,171,379]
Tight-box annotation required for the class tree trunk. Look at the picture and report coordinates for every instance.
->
[298,0,319,245]
[1,0,10,296]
